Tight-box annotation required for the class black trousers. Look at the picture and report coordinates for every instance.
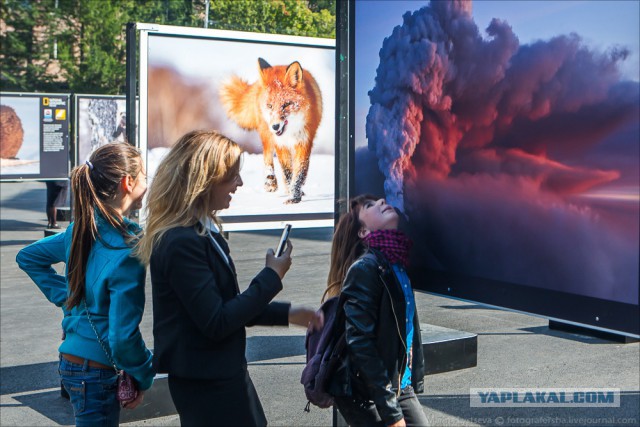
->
[46,181,68,208]
[168,367,267,427]
[335,386,429,427]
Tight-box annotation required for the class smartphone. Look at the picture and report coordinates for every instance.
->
[275,224,292,257]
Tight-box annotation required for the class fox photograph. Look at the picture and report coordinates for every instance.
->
[219,58,322,204]
[145,31,335,225]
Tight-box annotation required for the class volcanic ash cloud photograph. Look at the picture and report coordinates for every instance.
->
[355,0,639,304]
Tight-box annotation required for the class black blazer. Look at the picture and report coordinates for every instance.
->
[150,225,290,379]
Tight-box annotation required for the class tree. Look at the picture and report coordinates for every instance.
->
[307,0,335,14]
[0,0,65,91]
[129,0,201,28]
[0,0,335,94]
[56,0,205,93]
[209,0,335,38]
[55,0,129,93]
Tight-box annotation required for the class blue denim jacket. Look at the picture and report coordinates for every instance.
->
[16,215,154,390]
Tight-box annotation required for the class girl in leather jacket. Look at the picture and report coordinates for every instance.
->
[325,195,429,427]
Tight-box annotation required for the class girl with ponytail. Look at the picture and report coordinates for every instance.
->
[16,143,154,426]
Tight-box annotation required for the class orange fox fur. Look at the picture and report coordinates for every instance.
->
[220,58,322,204]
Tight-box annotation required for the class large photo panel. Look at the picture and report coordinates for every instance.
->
[139,25,336,230]
[351,0,639,336]
[1,92,70,181]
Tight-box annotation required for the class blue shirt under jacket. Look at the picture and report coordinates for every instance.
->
[392,264,415,389]
[16,215,154,390]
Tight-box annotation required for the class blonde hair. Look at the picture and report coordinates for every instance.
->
[134,130,242,265]
[67,143,143,309]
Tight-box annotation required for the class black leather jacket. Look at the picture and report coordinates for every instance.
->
[330,249,425,424]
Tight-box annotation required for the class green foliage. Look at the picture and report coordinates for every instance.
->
[1,0,62,91]
[308,0,336,15]
[56,0,128,93]
[209,0,336,38]
[0,0,336,94]
[130,0,200,27]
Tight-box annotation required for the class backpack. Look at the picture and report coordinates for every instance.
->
[300,295,347,411]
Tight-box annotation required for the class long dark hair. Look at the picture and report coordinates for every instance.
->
[323,194,378,302]
[66,143,142,309]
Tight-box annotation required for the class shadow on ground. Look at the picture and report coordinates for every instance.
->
[519,326,621,345]
[246,335,306,363]
[10,391,74,426]
[0,219,46,234]
[0,335,303,425]
[0,361,60,395]
[438,304,502,311]
[1,189,45,212]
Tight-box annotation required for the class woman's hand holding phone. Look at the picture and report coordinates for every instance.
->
[275,224,292,257]
[266,240,292,279]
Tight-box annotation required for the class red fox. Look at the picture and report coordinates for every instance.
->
[219,58,323,204]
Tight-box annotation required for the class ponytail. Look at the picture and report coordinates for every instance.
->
[66,143,142,309]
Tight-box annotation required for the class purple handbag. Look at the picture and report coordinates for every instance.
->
[84,300,139,404]
[117,371,139,403]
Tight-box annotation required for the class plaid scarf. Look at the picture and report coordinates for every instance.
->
[363,229,413,267]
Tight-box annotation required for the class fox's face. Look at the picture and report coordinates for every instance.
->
[258,59,309,138]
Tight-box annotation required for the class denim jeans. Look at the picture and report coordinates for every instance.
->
[59,355,120,427]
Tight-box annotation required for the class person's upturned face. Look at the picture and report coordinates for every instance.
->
[358,198,399,237]
[210,172,243,211]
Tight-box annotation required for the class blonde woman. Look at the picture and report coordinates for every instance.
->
[135,130,322,426]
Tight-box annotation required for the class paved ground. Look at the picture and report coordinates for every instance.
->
[1,181,639,427]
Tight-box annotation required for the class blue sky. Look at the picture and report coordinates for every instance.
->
[354,0,640,147]
[356,0,639,81]
[472,0,639,79]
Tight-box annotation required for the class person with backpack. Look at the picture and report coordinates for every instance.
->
[16,143,154,426]
[323,194,429,427]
